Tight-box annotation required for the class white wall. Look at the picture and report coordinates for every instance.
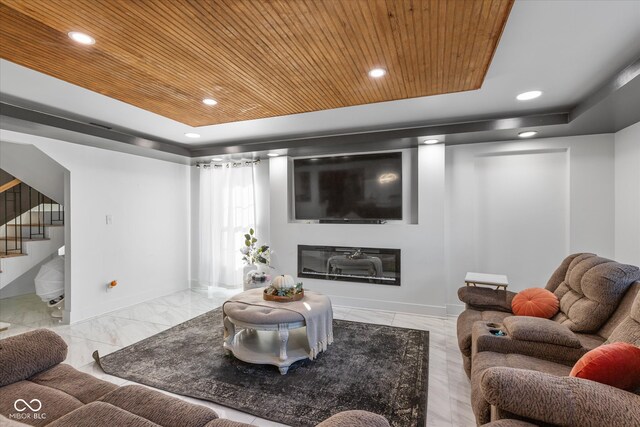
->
[614,122,640,265]
[268,146,447,316]
[189,167,200,288]
[0,252,57,299]
[254,161,271,246]
[0,226,64,291]
[0,142,66,203]
[266,134,615,315]
[446,134,615,310]
[1,130,190,323]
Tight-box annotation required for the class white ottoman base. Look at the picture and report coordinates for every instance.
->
[223,316,308,374]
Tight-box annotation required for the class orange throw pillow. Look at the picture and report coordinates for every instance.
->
[570,342,640,391]
[511,288,559,318]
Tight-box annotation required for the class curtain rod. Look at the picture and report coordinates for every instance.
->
[195,159,260,169]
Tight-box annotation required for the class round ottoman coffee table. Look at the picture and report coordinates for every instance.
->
[222,288,333,374]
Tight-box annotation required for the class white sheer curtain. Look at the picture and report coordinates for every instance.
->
[198,163,255,288]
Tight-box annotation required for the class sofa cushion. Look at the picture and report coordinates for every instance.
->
[576,332,606,350]
[552,254,640,332]
[481,367,640,427]
[100,385,218,427]
[0,329,67,387]
[570,342,640,391]
[0,380,83,426]
[606,289,640,345]
[470,351,571,425]
[0,415,28,426]
[544,253,587,292]
[29,364,117,404]
[482,421,539,427]
[204,420,256,427]
[511,288,559,318]
[47,401,159,427]
[598,281,640,340]
[502,316,581,348]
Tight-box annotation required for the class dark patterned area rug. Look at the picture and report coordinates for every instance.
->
[94,307,428,427]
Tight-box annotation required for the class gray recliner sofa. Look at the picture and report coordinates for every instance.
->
[457,253,639,377]
[456,253,640,426]
[0,329,390,427]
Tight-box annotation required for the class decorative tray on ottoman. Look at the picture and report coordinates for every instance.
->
[263,289,304,302]
[263,274,304,303]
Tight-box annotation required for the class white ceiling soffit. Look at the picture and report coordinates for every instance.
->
[1,0,640,147]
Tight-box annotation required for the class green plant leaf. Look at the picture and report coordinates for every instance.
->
[251,237,257,243]
[244,234,250,240]
[245,240,251,246]
[250,228,254,235]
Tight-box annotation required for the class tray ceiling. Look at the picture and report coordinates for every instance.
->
[0,0,513,127]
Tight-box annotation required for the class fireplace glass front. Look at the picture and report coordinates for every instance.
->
[298,245,400,286]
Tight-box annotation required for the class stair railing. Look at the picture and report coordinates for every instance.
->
[1,179,23,256]
[27,187,64,240]
[0,179,64,258]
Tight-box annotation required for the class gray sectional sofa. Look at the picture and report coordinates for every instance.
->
[456,253,640,426]
[0,329,389,427]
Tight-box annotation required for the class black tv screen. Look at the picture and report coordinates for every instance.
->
[294,152,403,220]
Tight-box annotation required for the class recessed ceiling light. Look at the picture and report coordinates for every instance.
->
[267,153,280,157]
[518,131,538,138]
[211,157,223,161]
[368,68,386,78]
[203,98,218,106]
[68,31,95,45]
[184,132,200,138]
[423,139,440,145]
[516,90,542,101]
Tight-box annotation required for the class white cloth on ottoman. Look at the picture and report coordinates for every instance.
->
[223,288,334,359]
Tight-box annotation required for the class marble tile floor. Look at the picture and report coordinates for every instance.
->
[0,289,475,426]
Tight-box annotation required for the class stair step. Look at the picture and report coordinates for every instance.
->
[6,223,64,227]
[0,237,50,242]
[0,252,27,259]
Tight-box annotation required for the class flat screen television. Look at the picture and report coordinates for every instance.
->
[294,152,402,221]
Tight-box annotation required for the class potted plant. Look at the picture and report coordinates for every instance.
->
[240,228,273,288]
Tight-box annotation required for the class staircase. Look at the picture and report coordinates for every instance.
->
[0,171,64,289]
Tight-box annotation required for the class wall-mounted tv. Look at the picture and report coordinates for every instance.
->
[294,152,402,221]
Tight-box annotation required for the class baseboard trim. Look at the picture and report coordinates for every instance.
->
[70,285,190,324]
[326,294,447,317]
[446,303,465,316]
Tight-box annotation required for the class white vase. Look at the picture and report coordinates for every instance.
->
[243,264,271,291]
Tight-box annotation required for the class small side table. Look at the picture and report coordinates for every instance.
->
[465,272,509,290]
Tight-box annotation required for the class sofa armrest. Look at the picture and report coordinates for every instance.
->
[315,410,390,427]
[471,318,589,365]
[502,317,581,347]
[481,367,640,426]
[0,329,67,387]
[458,286,516,312]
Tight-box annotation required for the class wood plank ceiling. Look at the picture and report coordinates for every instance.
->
[0,0,514,127]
